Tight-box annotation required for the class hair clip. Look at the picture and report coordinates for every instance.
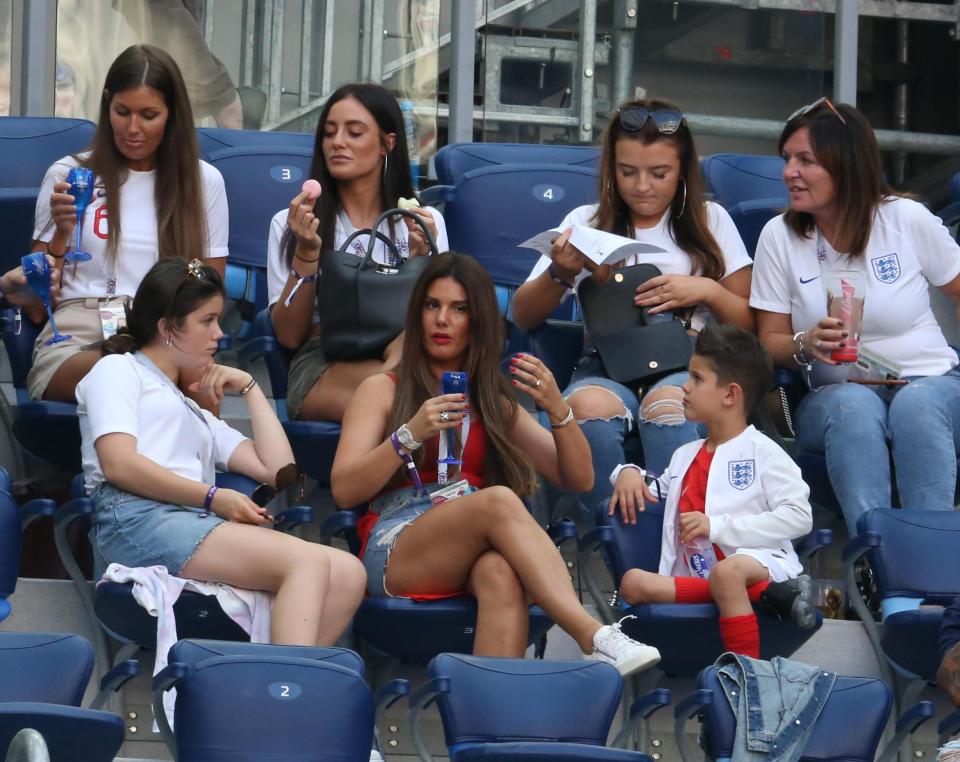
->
[186,259,206,280]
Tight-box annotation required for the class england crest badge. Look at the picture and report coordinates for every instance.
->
[871,253,901,284]
[728,459,755,490]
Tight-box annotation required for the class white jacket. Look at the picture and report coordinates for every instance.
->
[613,426,812,580]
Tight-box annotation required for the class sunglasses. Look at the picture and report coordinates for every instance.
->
[251,463,306,508]
[787,97,847,126]
[618,107,685,135]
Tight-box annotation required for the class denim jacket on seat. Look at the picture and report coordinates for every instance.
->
[716,652,836,762]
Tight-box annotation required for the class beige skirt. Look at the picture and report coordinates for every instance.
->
[26,296,130,400]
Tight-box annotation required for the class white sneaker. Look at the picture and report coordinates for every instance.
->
[588,615,661,677]
[369,750,384,762]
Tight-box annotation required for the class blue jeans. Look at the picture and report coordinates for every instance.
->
[795,368,960,536]
[564,353,702,521]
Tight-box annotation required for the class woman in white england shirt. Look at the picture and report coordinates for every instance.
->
[28,44,228,406]
[76,258,365,645]
[512,98,753,522]
[750,100,960,535]
[266,82,448,422]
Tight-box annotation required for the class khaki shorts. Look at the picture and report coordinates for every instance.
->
[26,296,131,400]
[286,334,331,420]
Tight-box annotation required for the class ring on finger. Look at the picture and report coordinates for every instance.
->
[815,340,823,352]
[440,411,450,423]
[535,378,541,388]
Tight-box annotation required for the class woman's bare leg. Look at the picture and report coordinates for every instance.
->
[181,524,365,646]
[385,486,600,653]
[297,333,406,421]
[466,550,528,657]
[42,349,100,402]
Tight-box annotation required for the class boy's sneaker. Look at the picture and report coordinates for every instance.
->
[588,615,661,676]
[759,575,816,629]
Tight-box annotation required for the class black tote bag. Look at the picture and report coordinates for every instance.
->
[318,208,438,361]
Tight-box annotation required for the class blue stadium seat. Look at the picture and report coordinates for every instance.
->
[700,154,788,258]
[674,664,931,762]
[196,127,314,160]
[843,509,960,722]
[153,639,406,762]
[237,308,342,484]
[421,162,597,320]
[204,146,314,324]
[409,653,670,761]
[0,631,137,762]
[580,503,829,677]
[321,510,563,667]
[0,467,20,622]
[0,117,96,274]
[432,142,601,186]
[55,473,312,674]
[1,310,82,475]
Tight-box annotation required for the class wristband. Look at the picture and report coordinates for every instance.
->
[547,264,574,290]
[238,377,258,396]
[549,406,575,429]
[390,432,425,494]
[284,266,319,307]
[203,485,218,514]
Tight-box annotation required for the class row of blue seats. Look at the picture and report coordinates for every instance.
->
[0,629,942,762]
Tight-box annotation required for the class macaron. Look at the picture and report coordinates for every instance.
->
[301,179,322,201]
[398,196,419,211]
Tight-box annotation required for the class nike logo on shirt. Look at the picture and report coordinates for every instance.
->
[799,275,821,284]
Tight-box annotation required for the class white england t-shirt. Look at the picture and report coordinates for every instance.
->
[76,353,248,494]
[524,202,751,331]
[265,206,450,318]
[750,197,960,378]
[33,154,230,300]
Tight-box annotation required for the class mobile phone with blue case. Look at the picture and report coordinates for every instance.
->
[440,371,468,464]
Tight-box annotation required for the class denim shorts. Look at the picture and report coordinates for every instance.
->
[91,484,226,578]
[362,484,438,597]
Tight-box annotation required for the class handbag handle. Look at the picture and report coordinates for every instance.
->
[358,207,440,270]
[339,229,397,259]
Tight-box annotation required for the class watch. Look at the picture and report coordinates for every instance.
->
[396,423,422,451]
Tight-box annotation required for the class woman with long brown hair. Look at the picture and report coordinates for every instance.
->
[27,44,228,405]
[512,98,752,523]
[752,99,960,536]
[332,253,660,674]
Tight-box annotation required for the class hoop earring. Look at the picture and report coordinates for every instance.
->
[676,179,687,219]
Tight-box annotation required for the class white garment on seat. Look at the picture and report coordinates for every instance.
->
[100,563,272,730]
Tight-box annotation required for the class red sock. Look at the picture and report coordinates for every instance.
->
[747,580,770,602]
[719,613,760,658]
[674,577,712,603]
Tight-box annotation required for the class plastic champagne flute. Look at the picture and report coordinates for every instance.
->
[21,252,71,345]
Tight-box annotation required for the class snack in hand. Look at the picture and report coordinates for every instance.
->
[301,179,322,201]
[397,196,420,211]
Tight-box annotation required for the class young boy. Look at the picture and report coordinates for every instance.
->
[609,324,815,658]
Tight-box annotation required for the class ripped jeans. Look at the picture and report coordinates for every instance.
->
[563,352,703,521]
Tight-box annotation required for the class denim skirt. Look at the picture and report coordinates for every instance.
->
[90,484,226,578]
[362,484,439,597]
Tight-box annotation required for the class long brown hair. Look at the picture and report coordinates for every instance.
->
[385,254,538,496]
[779,102,893,257]
[85,44,207,264]
[282,82,416,267]
[594,97,724,281]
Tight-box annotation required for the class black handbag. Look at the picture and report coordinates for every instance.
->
[318,208,438,361]
[578,264,693,385]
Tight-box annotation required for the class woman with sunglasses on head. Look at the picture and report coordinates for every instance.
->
[266,82,449,423]
[27,45,228,409]
[332,253,661,674]
[75,258,366,646]
[751,100,960,537]
[513,98,753,524]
